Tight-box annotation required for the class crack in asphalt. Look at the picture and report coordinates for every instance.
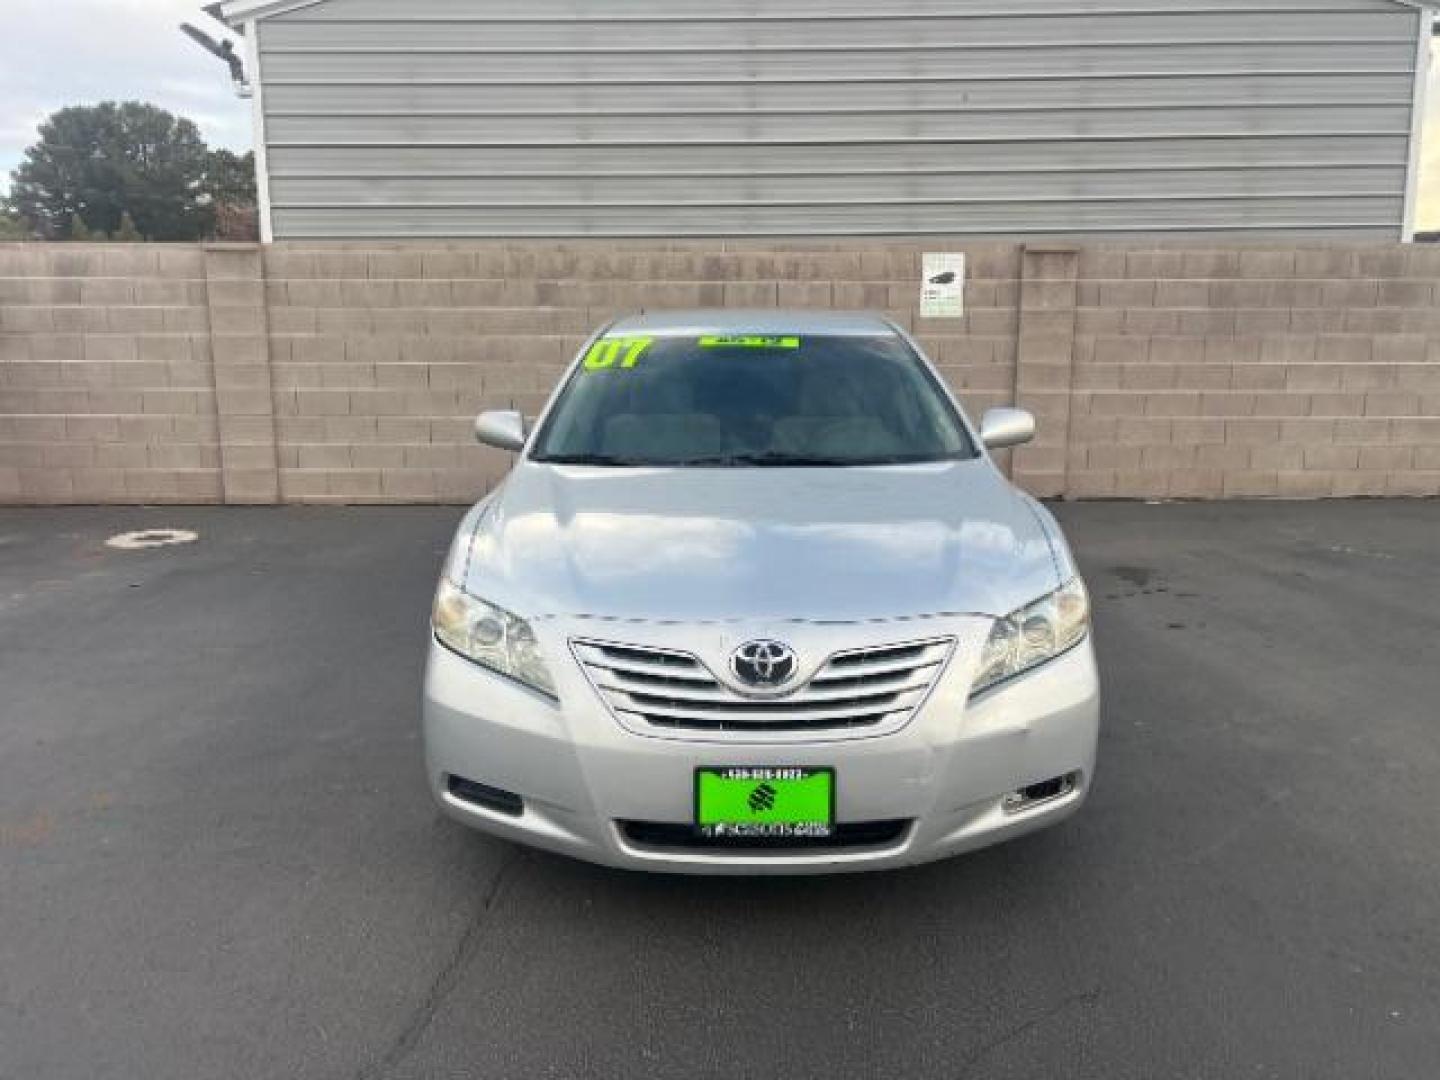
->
[358,846,526,1080]
[954,990,1101,1078]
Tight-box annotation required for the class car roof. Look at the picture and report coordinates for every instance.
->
[605,309,898,338]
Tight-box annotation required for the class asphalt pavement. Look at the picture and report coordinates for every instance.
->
[1,500,1437,1080]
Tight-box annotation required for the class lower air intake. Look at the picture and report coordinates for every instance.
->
[448,775,524,818]
[1002,773,1079,815]
[618,819,911,852]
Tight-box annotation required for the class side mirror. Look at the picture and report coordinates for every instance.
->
[475,410,527,453]
[979,407,1036,451]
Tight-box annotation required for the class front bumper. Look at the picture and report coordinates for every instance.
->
[422,616,1100,875]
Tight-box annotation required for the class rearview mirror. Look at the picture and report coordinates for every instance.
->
[475,410,527,453]
[979,408,1036,451]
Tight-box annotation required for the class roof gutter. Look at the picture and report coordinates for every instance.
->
[213,0,328,29]
[219,0,1440,28]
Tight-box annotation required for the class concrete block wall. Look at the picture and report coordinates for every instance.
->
[1065,246,1440,499]
[0,246,220,504]
[0,240,1436,505]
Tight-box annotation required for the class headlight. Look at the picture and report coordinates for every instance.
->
[432,578,557,698]
[971,577,1089,697]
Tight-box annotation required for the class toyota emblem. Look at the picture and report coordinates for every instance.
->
[730,640,798,690]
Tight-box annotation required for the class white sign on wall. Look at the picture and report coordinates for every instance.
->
[920,253,966,319]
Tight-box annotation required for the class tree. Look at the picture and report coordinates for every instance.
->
[114,212,143,242]
[68,213,95,241]
[0,200,29,240]
[9,102,213,241]
[204,149,257,208]
[202,149,260,241]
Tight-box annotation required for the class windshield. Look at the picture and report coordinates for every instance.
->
[530,333,977,467]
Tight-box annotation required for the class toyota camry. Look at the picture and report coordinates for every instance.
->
[424,310,1099,874]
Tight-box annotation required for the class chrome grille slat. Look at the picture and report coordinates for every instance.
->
[592,643,696,666]
[594,677,734,703]
[826,643,930,668]
[576,644,703,673]
[810,658,945,686]
[819,641,950,671]
[614,687,928,721]
[617,702,914,726]
[588,662,717,686]
[574,636,953,736]
[599,673,933,707]
[627,712,900,733]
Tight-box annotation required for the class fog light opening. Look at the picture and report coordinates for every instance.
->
[447,775,525,818]
[1003,772,1079,815]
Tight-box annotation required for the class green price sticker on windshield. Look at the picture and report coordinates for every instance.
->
[698,336,801,350]
[584,337,653,371]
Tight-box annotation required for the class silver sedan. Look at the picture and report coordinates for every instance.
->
[424,311,1099,874]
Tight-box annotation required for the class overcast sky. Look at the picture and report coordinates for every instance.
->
[0,0,251,191]
[2,2,1440,228]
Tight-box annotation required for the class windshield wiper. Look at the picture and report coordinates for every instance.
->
[533,453,649,467]
[677,454,857,468]
[680,453,953,468]
[537,453,945,468]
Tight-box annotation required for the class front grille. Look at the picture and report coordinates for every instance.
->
[618,819,911,852]
[573,637,952,734]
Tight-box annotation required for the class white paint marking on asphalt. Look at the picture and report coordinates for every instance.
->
[105,529,200,551]
[1325,544,1396,561]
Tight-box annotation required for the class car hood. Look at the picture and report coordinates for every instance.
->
[456,460,1062,623]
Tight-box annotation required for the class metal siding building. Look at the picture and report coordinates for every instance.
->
[220,0,1435,241]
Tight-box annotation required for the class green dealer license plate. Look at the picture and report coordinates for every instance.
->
[695,768,835,840]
